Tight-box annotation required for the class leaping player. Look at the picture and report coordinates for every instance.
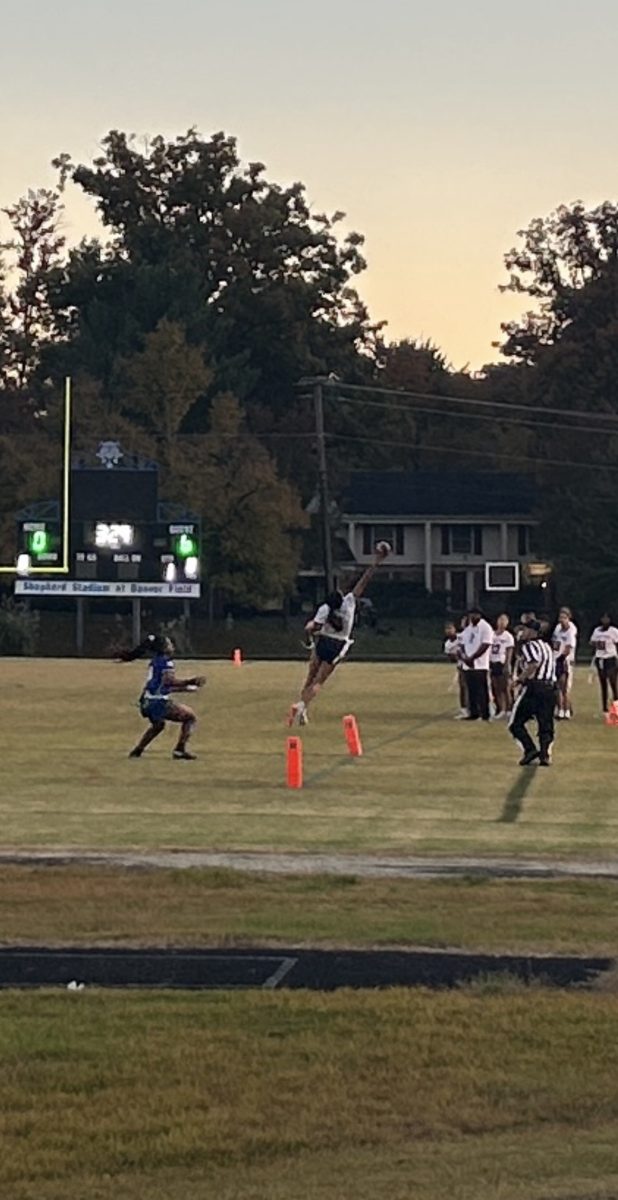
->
[118,634,205,759]
[287,542,390,726]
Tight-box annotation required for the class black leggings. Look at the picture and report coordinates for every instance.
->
[597,658,618,712]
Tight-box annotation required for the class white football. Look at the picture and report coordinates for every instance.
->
[376,540,392,555]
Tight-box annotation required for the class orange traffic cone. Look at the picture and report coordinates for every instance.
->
[232,648,243,667]
[343,714,363,757]
[286,736,303,789]
[605,701,618,727]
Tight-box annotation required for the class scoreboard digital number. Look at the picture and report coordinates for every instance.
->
[21,522,60,565]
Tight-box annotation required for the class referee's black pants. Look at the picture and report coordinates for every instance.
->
[509,681,556,758]
[466,670,490,721]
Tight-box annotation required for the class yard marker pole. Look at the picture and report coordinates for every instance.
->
[286,737,303,789]
[343,714,363,757]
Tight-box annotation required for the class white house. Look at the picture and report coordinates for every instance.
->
[339,470,539,609]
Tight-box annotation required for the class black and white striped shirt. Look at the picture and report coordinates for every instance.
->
[520,639,556,684]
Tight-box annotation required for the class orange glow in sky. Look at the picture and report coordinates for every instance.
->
[2,0,618,368]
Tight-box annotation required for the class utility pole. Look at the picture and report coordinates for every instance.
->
[313,378,334,594]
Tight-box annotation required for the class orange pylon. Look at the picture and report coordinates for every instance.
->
[605,701,618,727]
[286,736,303,788]
[232,648,243,667]
[343,714,363,757]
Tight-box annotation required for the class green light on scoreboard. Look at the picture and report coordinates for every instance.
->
[28,529,50,556]
[175,533,197,559]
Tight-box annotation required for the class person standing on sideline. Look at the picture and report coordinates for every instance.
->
[509,621,557,766]
[490,613,515,718]
[553,607,577,719]
[444,620,468,719]
[460,606,493,721]
[590,613,618,714]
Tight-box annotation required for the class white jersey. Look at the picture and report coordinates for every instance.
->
[553,623,577,664]
[314,593,356,641]
[491,629,515,665]
[590,626,618,660]
[460,618,493,671]
[444,637,460,660]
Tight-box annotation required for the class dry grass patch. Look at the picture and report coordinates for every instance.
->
[2,990,618,1199]
[1,865,618,956]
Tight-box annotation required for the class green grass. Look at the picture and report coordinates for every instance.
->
[2,989,618,1199]
[3,658,618,857]
[2,865,618,955]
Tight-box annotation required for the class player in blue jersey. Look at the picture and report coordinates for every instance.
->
[118,634,205,760]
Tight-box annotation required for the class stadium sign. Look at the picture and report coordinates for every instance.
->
[14,580,201,599]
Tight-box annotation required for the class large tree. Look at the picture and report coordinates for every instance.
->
[44,129,379,429]
[1,188,65,392]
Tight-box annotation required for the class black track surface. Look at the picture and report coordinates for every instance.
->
[0,947,610,991]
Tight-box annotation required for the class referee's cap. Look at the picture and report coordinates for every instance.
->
[523,619,542,633]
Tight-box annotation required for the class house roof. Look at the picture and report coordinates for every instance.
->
[342,471,536,519]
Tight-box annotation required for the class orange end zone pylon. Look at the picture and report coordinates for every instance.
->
[343,714,363,757]
[605,701,618,727]
[286,736,303,788]
[232,648,243,666]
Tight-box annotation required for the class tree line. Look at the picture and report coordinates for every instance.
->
[2,127,618,612]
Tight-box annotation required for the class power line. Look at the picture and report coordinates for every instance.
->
[323,379,618,425]
[326,431,618,474]
[328,393,618,438]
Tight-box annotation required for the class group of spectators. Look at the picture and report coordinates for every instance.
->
[444,606,618,722]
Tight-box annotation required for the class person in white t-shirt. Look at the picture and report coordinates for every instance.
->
[444,619,469,719]
[553,607,577,720]
[287,543,390,726]
[590,612,618,713]
[490,613,515,719]
[460,606,493,721]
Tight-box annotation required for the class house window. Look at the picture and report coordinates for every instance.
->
[518,525,529,556]
[451,525,472,555]
[443,525,483,556]
[362,525,404,556]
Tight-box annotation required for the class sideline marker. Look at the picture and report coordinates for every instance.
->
[605,701,618,727]
[286,736,303,789]
[343,714,363,757]
[232,648,243,667]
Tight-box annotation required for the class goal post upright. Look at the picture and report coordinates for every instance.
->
[0,376,72,575]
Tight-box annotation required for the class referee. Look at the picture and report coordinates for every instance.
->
[509,621,557,767]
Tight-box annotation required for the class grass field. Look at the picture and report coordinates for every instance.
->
[3,658,618,858]
[2,989,618,1200]
[2,865,618,955]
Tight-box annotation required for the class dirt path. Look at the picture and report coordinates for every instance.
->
[2,849,618,880]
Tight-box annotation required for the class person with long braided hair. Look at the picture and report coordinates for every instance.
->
[118,634,205,760]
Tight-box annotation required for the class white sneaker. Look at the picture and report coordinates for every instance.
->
[298,709,309,726]
[564,710,572,720]
[454,709,469,720]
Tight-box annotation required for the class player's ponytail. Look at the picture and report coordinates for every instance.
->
[117,634,165,662]
[326,590,344,634]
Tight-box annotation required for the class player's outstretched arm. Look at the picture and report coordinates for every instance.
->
[352,541,390,599]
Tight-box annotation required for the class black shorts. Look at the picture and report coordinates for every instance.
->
[314,635,349,666]
[555,657,572,682]
[598,657,618,676]
[490,662,505,679]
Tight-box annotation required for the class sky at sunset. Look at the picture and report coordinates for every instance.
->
[3,0,618,368]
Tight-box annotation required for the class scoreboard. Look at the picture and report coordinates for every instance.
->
[73,520,200,583]
[15,453,201,590]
